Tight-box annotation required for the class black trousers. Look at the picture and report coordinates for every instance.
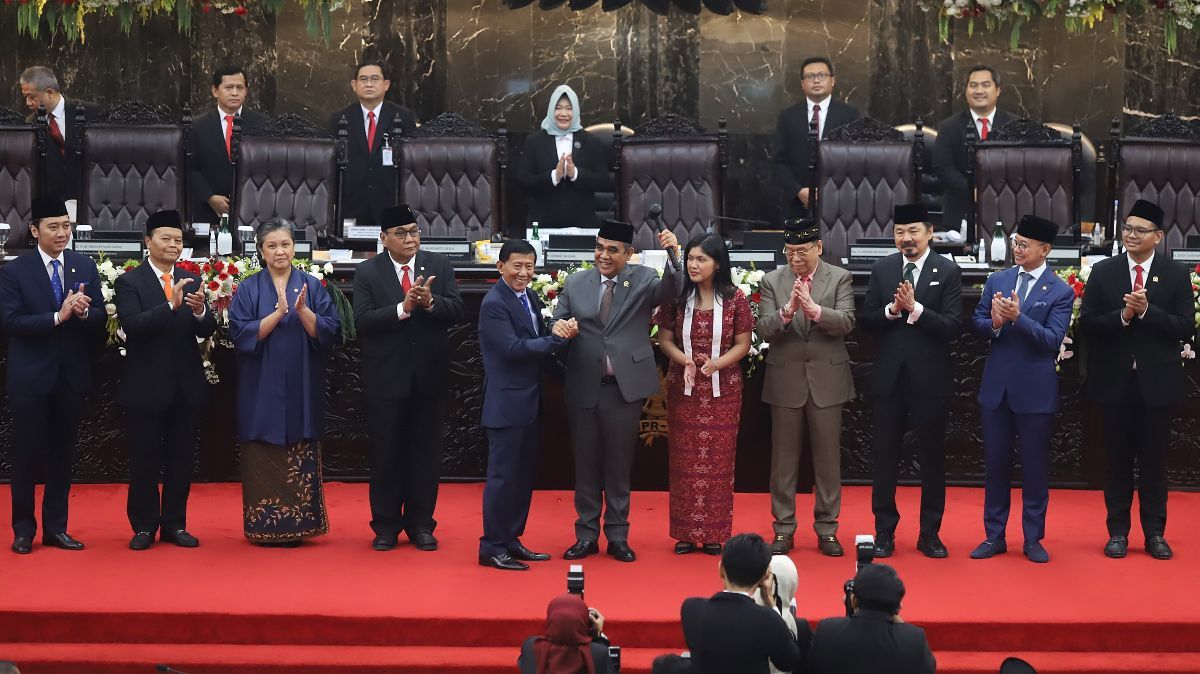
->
[125,402,200,534]
[9,385,84,538]
[870,383,949,537]
[366,393,445,538]
[479,423,540,557]
[1102,373,1172,539]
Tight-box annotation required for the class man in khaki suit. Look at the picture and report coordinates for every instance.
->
[758,219,855,556]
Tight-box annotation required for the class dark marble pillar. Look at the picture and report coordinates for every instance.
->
[867,0,954,127]
[445,0,534,128]
[616,4,700,127]
[1124,6,1200,124]
[365,0,447,123]
[275,1,370,121]
[187,9,278,115]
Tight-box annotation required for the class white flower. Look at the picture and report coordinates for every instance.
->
[323,262,334,275]
[105,302,117,314]
[102,286,114,302]
[737,283,752,296]
[541,307,552,318]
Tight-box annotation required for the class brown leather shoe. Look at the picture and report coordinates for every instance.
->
[817,534,844,557]
[770,534,793,555]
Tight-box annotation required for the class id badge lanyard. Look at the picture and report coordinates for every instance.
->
[381,133,394,166]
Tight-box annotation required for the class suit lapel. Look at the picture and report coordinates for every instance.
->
[802,263,833,335]
[500,284,537,338]
[914,254,937,301]
[377,251,405,304]
[1023,267,1056,311]
[31,252,58,309]
[1118,253,1134,295]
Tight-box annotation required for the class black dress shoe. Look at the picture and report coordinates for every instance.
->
[410,531,438,552]
[770,534,793,555]
[674,541,696,555]
[43,532,84,550]
[161,529,199,548]
[873,534,895,558]
[479,552,529,571]
[917,532,948,559]
[11,536,32,554]
[1146,536,1173,560]
[701,543,722,556]
[129,532,155,551]
[372,534,397,551]
[1104,535,1128,558]
[606,541,636,562]
[817,534,844,557]
[563,540,599,560]
[509,542,550,562]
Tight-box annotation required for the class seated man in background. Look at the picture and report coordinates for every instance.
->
[805,564,935,674]
[681,533,805,674]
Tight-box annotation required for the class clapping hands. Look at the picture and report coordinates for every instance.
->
[58,284,91,323]
[990,290,1021,329]
[891,281,916,314]
[1122,288,1148,322]
[402,276,437,313]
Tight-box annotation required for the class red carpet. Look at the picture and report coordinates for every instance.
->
[1,482,1197,673]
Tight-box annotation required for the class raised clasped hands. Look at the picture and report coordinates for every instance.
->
[294,284,311,315]
[275,281,289,316]
[795,277,818,318]
[402,275,437,313]
[555,153,569,183]
[892,280,916,314]
[563,153,576,179]
[58,286,86,323]
[991,291,1021,328]
[1122,288,1148,322]
[552,317,579,339]
[169,277,195,311]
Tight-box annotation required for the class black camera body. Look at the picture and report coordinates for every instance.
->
[843,534,875,617]
[567,564,585,599]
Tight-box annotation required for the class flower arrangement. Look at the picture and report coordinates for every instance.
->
[918,0,1200,53]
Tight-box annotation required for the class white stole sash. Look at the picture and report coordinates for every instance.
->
[682,290,723,398]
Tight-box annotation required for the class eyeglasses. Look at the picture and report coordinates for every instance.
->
[1121,225,1159,238]
[782,246,818,259]
[801,73,831,83]
[356,75,384,84]
[390,228,420,240]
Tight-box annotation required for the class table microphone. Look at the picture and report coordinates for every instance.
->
[647,203,680,273]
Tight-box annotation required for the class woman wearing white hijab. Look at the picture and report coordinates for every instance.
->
[517,84,613,230]
[754,554,812,670]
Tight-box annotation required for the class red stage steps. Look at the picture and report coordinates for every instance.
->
[1,483,1194,673]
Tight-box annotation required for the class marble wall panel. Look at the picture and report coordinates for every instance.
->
[528,6,620,132]
[1124,8,1200,124]
[445,0,534,127]
[618,5,700,127]
[698,10,783,133]
[781,0,873,117]
[274,0,370,123]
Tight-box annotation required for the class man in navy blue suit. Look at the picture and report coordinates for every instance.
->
[477,239,575,571]
[969,215,1074,564]
[0,196,107,554]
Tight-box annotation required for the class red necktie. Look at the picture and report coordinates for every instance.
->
[224,115,233,160]
[811,104,821,137]
[979,117,989,141]
[1133,264,1144,292]
[48,112,65,155]
[401,264,412,294]
[367,111,377,153]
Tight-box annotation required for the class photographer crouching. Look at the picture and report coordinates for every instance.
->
[806,564,936,674]
[519,593,612,674]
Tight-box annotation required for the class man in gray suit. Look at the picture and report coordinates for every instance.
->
[551,219,681,562]
[758,219,856,557]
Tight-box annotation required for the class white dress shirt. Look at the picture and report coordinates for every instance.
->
[885,247,932,324]
[971,109,996,140]
[807,96,831,139]
[549,133,579,186]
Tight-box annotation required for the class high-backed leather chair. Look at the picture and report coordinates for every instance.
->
[0,106,40,228]
[1047,122,1097,224]
[1108,114,1200,254]
[897,122,941,221]
[616,113,726,251]
[232,114,347,244]
[967,118,1082,239]
[80,101,189,231]
[813,117,920,260]
[584,122,634,225]
[399,112,505,241]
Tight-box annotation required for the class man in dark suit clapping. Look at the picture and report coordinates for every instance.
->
[680,533,806,674]
[477,239,575,571]
[860,204,963,559]
[0,196,107,554]
[771,57,860,219]
[933,65,1016,231]
[1078,199,1195,561]
[353,204,464,552]
[116,210,218,551]
[806,564,936,674]
[330,61,418,227]
[187,64,269,226]
[19,67,96,201]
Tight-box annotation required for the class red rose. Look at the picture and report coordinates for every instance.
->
[549,270,559,281]
[234,4,246,14]
[1194,263,1200,274]
[208,280,220,291]
[750,292,761,304]
[231,284,238,293]
[546,289,557,300]
[214,260,225,271]
[321,279,328,287]
[228,265,239,276]
[1193,284,1198,292]
[202,263,211,273]
[218,272,229,281]
[1067,274,1076,284]
[201,2,210,12]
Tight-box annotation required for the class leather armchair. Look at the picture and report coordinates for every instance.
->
[78,101,189,231]
[0,108,38,228]
[232,114,346,243]
[616,114,726,251]
[584,122,634,224]
[399,113,505,240]
[1109,114,1200,254]
[814,118,919,260]
[968,118,1081,239]
[897,122,941,222]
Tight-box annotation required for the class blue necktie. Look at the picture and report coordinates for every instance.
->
[49,259,64,304]
[1016,271,1034,302]
[519,293,537,333]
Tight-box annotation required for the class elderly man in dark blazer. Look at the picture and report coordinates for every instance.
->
[860,204,963,559]
[1079,199,1195,561]
[550,219,681,563]
[477,239,574,571]
[757,219,856,557]
[0,196,107,554]
[353,204,464,552]
[116,209,217,550]
[19,67,97,201]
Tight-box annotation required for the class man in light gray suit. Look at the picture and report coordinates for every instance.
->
[757,219,856,557]
[551,219,681,562]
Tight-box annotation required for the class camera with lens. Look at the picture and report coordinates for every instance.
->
[842,534,875,617]
[567,564,585,598]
